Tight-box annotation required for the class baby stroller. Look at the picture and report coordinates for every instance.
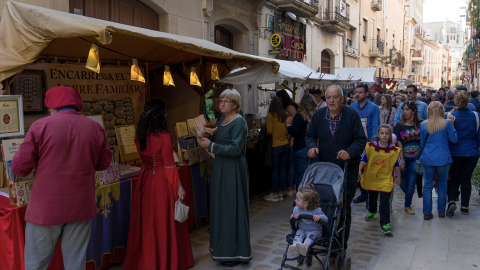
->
[279,162,351,270]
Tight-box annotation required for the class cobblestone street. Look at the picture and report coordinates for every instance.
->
[108,186,480,270]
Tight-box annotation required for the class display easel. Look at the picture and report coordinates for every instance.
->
[114,124,140,163]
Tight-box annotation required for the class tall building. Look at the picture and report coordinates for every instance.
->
[403,0,426,87]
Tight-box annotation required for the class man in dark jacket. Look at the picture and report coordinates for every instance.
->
[305,85,367,250]
[470,90,480,112]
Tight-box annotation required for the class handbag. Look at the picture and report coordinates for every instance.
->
[415,132,430,175]
[174,199,189,223]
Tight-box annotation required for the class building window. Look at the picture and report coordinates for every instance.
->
[347,39,352,46]
[321,50,332,74]
[215,26,233,49]
[363,19,367,42]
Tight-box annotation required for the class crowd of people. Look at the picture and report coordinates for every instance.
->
[263,83,480,244]
[10,83,480,269]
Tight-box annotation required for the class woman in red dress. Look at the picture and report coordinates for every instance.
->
[124,99,194,269]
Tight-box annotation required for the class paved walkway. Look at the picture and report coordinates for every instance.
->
[107,186,480,270]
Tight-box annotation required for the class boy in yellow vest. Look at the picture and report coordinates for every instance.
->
[359,124,402,235]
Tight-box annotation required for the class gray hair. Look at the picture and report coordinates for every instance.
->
[326,85,344,96]
[219,89,241,113]
[446,89,455,101]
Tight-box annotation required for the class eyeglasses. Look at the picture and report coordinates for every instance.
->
[219,100,234,104]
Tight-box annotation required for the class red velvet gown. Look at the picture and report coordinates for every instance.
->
[124,132,194,269]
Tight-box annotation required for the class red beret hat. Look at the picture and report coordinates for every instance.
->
[45,86,83,111]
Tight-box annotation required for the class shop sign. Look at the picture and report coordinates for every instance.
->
[423,76,427,83]
[274,13,307,60]
[268,49,284,55]
[270,33,283,47]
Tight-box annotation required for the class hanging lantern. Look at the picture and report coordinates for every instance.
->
[131,58,145,83]
[163,66,175,86]
[211,64,220,81]
[85,43,100,73]
[190,67,201,87]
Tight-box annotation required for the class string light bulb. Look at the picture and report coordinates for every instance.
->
[85,43,100,73]
[211,64,220,81]
[131,58,145,83]
[163,66,175,86]
[190,67,201,87]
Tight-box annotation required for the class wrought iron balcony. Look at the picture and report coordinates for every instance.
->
[371,0,382,11]
[369,39,384,57]
[345,45,359,56]
[392,53,404,68]
[415,25,426,40]
[319,0,350,32]
[271,0,319,17]
[411,50,424,64]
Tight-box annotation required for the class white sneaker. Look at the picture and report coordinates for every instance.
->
[284,190,294,197]
[288,244,299,257]
[296,242,308,256]
[263,193,280,202]
[278,194,284,201]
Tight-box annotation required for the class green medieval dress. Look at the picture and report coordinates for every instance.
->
[208,114,252,263]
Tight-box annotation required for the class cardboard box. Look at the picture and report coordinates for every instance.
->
[181,148,200,165]
[198,147,211,162]
[8,179,33,207]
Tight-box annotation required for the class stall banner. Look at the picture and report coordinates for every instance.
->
[190,160,212,228]
[24,63,146,145]
[274,13,307,60]
[87,179,131,269]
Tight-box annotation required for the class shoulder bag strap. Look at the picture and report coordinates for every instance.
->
[475,112,479,134]
[386,108,392,124]
[422,132,430,149]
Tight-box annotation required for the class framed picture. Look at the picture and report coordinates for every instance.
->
[0,95,24,138]
[11,69,48,114]
[266,14,274,30]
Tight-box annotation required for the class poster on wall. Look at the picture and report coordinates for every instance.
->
[23,63,146,145]
[340,0,347,17]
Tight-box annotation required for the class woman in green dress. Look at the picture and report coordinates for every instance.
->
[198,89,252,267]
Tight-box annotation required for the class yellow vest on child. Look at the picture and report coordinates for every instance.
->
[360,142,401,192]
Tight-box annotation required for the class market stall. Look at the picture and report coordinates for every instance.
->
[0,1,280,268]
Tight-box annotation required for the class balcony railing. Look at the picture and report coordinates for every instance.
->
[415,25,426,40]
[392,53,405,68]
[345,45,359,55]
[474,39,480,52]
[371,0,382,11]
[272,0,319,17]
[412,50,422,57]
[369,39,384,57]
[319,0,350,32]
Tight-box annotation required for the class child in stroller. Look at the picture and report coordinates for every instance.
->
[288,184,328,257]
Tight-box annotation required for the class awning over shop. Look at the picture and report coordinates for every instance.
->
[337,68,378,88]
[0,1,279,87]
[220,59,364,85]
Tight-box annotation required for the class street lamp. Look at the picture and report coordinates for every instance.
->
[391,45,397,56]
[458,62,462,69]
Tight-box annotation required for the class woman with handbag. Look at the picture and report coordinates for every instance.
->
[197,89,252,267]
[379,94,396,128]
[446,91,480,216]
[124,99,194,270]
[287,94,317,190]
[419,101,458,220]
[393,101,422,215]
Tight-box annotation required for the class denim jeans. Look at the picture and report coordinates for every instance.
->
[292,147,310,190]
[272,144,289,193]
[287,151,294,189]
[423,163,451,215]
[400,159,418,208]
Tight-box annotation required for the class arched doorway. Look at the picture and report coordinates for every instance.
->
[69,0,159,31]
[321,50,333,74]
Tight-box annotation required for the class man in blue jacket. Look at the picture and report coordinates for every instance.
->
[470,90,480,112]
[350,84,380,204]
[394,85,428,123]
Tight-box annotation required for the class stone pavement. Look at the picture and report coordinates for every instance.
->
[107,185,480,270]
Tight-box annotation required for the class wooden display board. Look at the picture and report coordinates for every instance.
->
[114,124,140,162]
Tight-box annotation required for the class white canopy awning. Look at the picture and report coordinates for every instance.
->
[337,68,378,87]
[221,59,365,85]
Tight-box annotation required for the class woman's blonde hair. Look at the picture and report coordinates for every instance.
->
[382,94,393,108]
[298,184,320,211]
[454,91,469,108]
[219,89,241,113]
[425,101,447,134]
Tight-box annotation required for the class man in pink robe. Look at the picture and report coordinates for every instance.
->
[12,86,112,270]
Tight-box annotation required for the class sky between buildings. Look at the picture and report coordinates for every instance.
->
[424,0,466,24]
